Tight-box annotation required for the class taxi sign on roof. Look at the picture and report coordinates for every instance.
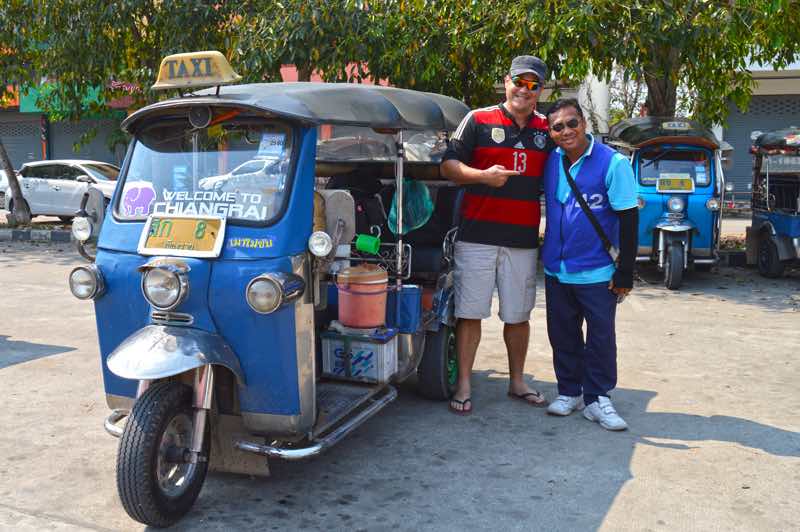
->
[152,51,242,91]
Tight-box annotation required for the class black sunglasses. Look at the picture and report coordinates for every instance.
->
[549,117,581,133]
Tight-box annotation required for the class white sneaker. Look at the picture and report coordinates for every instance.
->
[583,396,628,431]
[547,395,584,416]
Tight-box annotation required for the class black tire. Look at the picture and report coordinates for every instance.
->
[117,381,209,528]
[757,237,785,278]
[417,325,457,400]
[664,242,684,290]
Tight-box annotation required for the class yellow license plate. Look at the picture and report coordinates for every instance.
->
[138,216,226,257]
[657,175,694,193]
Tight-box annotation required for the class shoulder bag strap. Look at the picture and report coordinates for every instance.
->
[561,155,619,262]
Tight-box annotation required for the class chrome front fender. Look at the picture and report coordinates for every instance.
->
[655,221,695,233]
[107,325,245,385]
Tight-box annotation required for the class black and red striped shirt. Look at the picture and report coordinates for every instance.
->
[443,104,554,248]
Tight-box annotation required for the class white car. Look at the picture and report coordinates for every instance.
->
[4,159,119,221]
[198,157,286,192]
[0,169,10,209]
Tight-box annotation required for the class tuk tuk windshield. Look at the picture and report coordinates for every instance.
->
[117,119,293,224]
[639,148,711,187]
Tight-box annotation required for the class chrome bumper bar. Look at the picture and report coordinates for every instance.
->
[235,386,398,461]
[104,409,129,438]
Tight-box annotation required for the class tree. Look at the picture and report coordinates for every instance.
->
[361,1,543,107]
[533,0,800,124]
[235,0,372,83]
[0,0,240,225]
[0,0,38,224]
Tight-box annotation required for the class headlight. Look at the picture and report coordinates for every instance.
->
[706,198,720,211]
[724,182,735,192]
[71,216,92,242]
[142,268,188,310]
[667,196,685,213]
[637,197,646,209]
[246,276,282,314]
[69,265,104,300]
[308,231,333,257]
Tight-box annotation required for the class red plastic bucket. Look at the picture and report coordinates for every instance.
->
[336,264,389,328]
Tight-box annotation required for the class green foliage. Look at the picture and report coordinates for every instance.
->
[1,0,798,128]
[33,0,239,119]
[235,0,372,82]
[536,0,800,124]
[361,1,550,107]
[0,1,39,102]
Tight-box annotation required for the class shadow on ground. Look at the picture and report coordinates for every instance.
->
[0,243,84,269]
[0,335,76,369]
[159,371,799,532]
[635,263,800,313]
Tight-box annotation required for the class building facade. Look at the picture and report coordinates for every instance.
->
[722,63,800,195]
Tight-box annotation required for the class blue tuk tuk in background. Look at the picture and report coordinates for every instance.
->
[608,118,729,289]
[68,51,468,527]
[747,127,800,277]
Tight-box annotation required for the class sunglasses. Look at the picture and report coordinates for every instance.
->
[510,76,540,91]
[549,117,581,133]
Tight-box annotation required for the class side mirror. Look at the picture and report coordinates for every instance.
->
[76,174,94,183]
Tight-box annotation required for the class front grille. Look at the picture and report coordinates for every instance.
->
[151,311,194,325]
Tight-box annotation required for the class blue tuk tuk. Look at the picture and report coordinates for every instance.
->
[68,51,467,527]
[607,118,729,289]
[747,127,800,277]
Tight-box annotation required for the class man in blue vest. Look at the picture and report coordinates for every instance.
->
[541,98,638,430]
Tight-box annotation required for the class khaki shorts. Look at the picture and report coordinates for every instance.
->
[454,241,538,323]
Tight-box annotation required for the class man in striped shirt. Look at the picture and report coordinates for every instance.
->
[441,55,554,415]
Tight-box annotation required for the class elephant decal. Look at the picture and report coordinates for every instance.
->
[122,184,156,216]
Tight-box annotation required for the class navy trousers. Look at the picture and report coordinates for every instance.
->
[544,275,618,405]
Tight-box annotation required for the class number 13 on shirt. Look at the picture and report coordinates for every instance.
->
[512,151,527,173]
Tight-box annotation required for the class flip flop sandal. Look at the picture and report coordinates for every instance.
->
[448,397,472,416]
[507,390,547,407]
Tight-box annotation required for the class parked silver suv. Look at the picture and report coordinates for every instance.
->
[3,160,119,221]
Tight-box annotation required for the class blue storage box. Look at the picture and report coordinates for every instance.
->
[386,284,422,333]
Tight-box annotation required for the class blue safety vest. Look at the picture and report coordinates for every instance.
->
[541,142,619,273]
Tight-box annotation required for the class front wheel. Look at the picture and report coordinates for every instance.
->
[117,381,209,528]
[417,325,457,400]
[664,242,684,290]
[757,237,785,278]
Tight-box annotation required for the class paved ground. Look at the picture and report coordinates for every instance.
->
[0,241,798,531]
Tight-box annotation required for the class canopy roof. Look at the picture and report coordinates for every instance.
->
[752,127,800,152]
[608,117,720,150]
[122,82,469,133]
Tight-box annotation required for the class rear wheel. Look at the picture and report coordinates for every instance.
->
[664,242,684,290]
[757,237,785,278]
[417,325,457,400]
[117,381,209,528]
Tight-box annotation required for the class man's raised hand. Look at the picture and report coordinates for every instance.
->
[481,165,519,188]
